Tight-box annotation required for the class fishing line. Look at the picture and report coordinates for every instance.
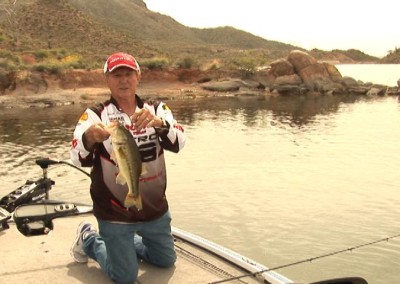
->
[209,232,400,284]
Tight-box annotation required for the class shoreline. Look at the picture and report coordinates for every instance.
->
[0,67,275,109]
[0,81,223,109]
[0,73,275,109]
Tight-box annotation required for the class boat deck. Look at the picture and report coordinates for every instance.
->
[0,215,289,284]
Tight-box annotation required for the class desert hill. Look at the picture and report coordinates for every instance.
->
[0,0,386,72]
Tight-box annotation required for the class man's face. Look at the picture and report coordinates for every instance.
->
[106,67,139,98]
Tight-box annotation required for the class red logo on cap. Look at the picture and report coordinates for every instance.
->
[104,52,140,74]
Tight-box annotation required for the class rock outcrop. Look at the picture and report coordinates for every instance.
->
[200,50,400,97]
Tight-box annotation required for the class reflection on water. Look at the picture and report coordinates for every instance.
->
[1,95,400,284]
[173,93,362,126]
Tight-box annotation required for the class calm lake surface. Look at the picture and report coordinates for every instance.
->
[337,63,400,86]
[1,65,400,283]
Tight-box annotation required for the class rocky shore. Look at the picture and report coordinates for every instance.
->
[0,70,221,109]
[1,50,399,109]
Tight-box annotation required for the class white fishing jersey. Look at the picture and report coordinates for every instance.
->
[70,95,186,222]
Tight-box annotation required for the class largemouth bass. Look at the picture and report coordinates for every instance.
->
[106,121,144,210]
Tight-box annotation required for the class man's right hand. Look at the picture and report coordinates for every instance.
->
[83,123,110,150]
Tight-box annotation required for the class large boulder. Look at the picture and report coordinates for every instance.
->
[298,63,331,86]
[200,80,242,92]
[274,74,302,86]
[270,59,294,77]
[341,76,358,87]
[287,50,318,73]
[266,51,360,96]
[273,84,308,96]
[323,62,343,82]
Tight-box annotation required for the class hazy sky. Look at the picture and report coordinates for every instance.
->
[144,0,399,58]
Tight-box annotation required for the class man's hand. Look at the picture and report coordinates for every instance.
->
[83,123,110,150]
[131,109,162,131]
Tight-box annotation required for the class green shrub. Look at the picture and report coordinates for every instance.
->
[52,48,68,60]
[34,49,50,60]
[67,60,89,69]
[0,51,20,71]
[0,60,18,71]
[141,57,169,70]
[32,62,62,74]
[175,57,194,69]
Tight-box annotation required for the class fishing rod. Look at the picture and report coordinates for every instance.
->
[209,233,400,284]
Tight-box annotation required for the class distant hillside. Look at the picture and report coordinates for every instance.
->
[0,0,388,73]
[310,48,379,63]
[381,47,400,63]
[0,0,161,65]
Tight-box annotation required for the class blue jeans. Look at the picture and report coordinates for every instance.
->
[83,211,176,284]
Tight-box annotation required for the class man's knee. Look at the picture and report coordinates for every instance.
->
[155,253,176,268]
[111,266,138,284]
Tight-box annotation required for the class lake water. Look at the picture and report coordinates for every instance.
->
[1,64,400,284]
[337,64,400,86]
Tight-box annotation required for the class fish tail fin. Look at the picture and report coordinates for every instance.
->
[124,193,143,211]
[136,195,143,210]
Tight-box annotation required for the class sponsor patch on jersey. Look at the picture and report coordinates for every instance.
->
[72,138,78,149]
[79,111,88,122]
[174,124,184,132]
[109,114,125,123]
[162,104,170,111]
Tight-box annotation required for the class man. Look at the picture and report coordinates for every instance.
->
[69,52,186,283]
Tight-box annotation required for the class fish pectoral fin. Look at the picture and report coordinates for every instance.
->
[115,173,126,185]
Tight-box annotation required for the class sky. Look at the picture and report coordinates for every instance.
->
[143,0,399,58]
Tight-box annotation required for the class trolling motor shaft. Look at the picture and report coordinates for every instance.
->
[35,158,60,199]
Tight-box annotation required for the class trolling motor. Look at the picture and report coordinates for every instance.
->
[0,158,57,213]
[0,158,92,236]
[0,158,57,231]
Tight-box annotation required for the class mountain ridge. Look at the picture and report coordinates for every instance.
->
[0,0,395,73]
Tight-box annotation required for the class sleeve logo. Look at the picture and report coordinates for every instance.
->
[79,111,89,122]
